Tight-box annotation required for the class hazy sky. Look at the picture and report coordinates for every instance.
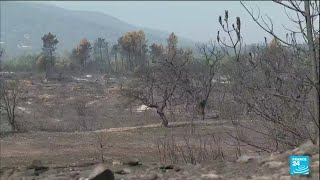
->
[31,1,307,44]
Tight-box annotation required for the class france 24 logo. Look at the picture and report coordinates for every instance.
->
[290,156,310,175]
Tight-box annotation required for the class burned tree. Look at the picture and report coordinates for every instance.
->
[93,37,110,73]
[240,0,319,144]
[193,40,225,120]
[111,44,120,73]
[122,34,192,127]
[118,31,148,72]
[216,3,319,152]
[0,48,3,73]
[41,32,58,79]
[74,38,92,73]
[149,43,164,64]
[0,80,22,132]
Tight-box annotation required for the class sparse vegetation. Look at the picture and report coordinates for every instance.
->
[156,132,225,165]
[2,54,38,72]
[41,32,59,79]
[93,130,109,163]
[0,1,319,179]
[0,80,23,132]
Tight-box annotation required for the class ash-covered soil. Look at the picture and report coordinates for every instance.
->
[1,138,319,180]
[1,73,319,180]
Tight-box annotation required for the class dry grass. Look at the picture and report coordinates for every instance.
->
[0,73,273,169]
[156,132,225,165]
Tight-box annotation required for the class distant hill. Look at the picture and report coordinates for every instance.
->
[0,2,195,56]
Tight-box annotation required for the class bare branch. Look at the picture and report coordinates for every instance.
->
[273,0,305,15]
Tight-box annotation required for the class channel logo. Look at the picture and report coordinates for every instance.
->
[290,156,310,175]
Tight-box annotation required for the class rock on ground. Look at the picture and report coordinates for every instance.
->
[88,164,114,180]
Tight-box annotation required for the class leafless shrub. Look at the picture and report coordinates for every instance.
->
[0,80,23,132]
[218,98,243,120]
[93,130,108,163]
[74,99,87,117]
[156,132,225,165]
[189,40,225,120]
[72,99,95,131]
[217,7,319,152]
[76,117,88,131]
[122,48,192,127]
[121,33,195,127]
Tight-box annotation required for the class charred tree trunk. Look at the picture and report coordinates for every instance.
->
[197,100,206,120]
[148,104,169,127]
[115,52,118,73]
[157,108,168,127]
[304,0,319,143]
[121,55,124,72]
[106,45,110,71]
[45,51,53,80]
